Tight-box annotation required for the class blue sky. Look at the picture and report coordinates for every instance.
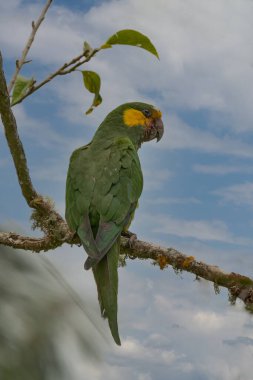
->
[1,0,253,379]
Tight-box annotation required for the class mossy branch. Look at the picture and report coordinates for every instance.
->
[0,51,70,239]
[120,237,253,307]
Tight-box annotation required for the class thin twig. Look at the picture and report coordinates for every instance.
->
[13,48,100,105]
[6,0,100,105]
[59,48,99,74]
[8,0,53,94]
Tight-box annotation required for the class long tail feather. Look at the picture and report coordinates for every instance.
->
[92,238,121,345]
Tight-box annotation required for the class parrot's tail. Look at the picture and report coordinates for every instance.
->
[84,256,97,270]
[92,238,121,346]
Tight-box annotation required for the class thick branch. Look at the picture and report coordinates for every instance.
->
[0,231,76,252]
[0,52,69,237]
[0,52,37,203]
[120,237,253,307]
[8,0,53,93]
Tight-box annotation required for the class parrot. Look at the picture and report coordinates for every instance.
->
[65,102,164,345]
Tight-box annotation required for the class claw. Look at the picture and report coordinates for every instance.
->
[128,233,137,248]
[122,230,137,248]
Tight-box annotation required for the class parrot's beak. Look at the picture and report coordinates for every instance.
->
[155,118,164,142]
[143,117,164,143]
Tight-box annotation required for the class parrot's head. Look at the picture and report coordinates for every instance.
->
[121,102,164,144]
[98,102,164,149]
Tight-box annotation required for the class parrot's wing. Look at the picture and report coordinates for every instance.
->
[66,138,143,267]
[87,137,143,267]
[66,144,101,258]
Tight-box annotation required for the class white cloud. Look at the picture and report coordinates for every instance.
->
[159,114,253,157]
[2,0,253,134]
[118,336,179,366]
[197,356,251,380]
[51,59,150,126]
[153,292,253,380]
[9,105,87,183]
[193,164,253,175]
[193,311,224,331]
[0,0,21,11]
[0,3,85,64]
[81,0,253,132]
[153,215,230,241]
[213,182,253,207]
[31,160,67,182]
[137,373,152,380]
[142,168,172,190]
[152,213,253,245]
[145,196,201,205]
[153,293,249,339]
[12,106,71,149]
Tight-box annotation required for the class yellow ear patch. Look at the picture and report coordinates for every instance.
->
[123,109,146,127]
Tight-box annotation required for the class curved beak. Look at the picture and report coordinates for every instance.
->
[143,117,164,143]
[155,118,164,142]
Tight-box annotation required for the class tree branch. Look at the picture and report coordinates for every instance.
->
[0,231,77,252]
[0,51,70,238]
[120,237,253,307]
[8,0,53,93]
[58,48,99,74]
[0,52,37,203]
[1,228,253,308]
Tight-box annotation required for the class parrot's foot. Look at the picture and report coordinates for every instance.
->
[122,230,137,248]
[128,233,137,248]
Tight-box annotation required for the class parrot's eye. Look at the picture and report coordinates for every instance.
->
[143,109,152,118]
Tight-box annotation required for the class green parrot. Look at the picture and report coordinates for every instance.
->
[65,102,164,345]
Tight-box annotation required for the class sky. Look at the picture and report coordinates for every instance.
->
[1,0,253,379]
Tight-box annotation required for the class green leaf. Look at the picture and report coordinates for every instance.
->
[82,70,103,115]
[102,29,159,59]
[83,41,93,57]
[11,75,34,106]
[94,93,102,107]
